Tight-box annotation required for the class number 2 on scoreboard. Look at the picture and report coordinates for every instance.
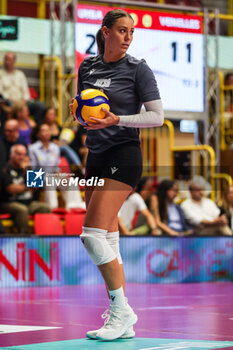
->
[171,42,192,63]
[85,34,96,55]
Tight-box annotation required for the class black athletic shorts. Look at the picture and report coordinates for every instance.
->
[85,141,143,189]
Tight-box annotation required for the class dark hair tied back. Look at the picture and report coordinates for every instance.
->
[156,180,175,222]
[96,9,133,55]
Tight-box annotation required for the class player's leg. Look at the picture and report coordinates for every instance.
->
[86,216,135,340]
[83,143,142,340]
[85,202,135,339]
[82,178,130,290]
[85,186,125,292]
[84,177,126,291]
[81,178,137,340]
[107,217,126,292]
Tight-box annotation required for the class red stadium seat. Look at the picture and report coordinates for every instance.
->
[65,212,85,235]
[58,156,71,172]
[29,87,39,99]
[52,208,68,219]
[0,214,11,219]
[52,208,67,214]
[69,208,86,214]
[34,213,63,235]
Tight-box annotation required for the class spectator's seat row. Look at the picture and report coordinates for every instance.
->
[0,209,86,235]
[0,214,34,228]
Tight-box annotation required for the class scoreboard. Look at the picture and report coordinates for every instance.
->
[75,5,204,113]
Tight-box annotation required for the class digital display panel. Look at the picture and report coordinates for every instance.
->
[75,5,204,112]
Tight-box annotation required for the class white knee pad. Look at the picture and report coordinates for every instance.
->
[80,226,116,266]
[106,231,123,264]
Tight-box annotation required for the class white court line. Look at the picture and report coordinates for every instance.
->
[139,340,233,350]
[136,306,187,310]
[0,324,62,334]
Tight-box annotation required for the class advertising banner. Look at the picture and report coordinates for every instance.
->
[0,19,18,40]
[0,237,232,287]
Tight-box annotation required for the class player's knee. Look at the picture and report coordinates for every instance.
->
[80,226,116,265]
[106,231,123,264]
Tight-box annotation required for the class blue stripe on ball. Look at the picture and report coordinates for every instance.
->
[75,97,88,126]
[83,96,109,107]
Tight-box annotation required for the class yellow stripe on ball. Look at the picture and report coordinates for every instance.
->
[72,99,78,116]
[81,89,109,100]
[82,103,110,123]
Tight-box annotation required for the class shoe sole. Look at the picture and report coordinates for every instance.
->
[96,314,138,341]
[86,330,135,340]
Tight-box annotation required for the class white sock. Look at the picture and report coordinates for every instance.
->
[109,286,125,307]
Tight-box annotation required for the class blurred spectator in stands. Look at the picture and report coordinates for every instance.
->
[29,123,85,210]
[225,72,233,87]
[0,138,6,168]
[0,219,6,234]
[224,72,233,112]
[0,144,51,234]
[222,72,233,145]
[14,101,36,145]
[151,179,190,236]
[43,107,62,141]
[221,185,233,231]
[0,119,27,163]
[0,95,10,133]
[0,52,46,124]
[132,177,156,227]
[43,107,82,169]
[0,175,6,234]
[118,177,161,236]
[181,181,232,236]
[70,125,88,167]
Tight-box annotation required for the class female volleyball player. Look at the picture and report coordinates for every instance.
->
[72,9,164,341]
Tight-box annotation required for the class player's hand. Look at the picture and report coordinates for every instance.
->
[69,98,76,121]
[84,108,120,130]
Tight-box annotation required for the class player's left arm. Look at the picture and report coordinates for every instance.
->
[116,99,164,128]
[84,99,164,130]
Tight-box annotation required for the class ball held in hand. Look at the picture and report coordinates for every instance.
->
[72,89,110,126]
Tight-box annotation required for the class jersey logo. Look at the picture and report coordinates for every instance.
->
[89,69,95,75]
[94,78,111,88]
[111,167,118,174]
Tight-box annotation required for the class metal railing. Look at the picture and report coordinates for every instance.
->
[39,56,76,126]
[141,120,232,202]
[219,71,233,150]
